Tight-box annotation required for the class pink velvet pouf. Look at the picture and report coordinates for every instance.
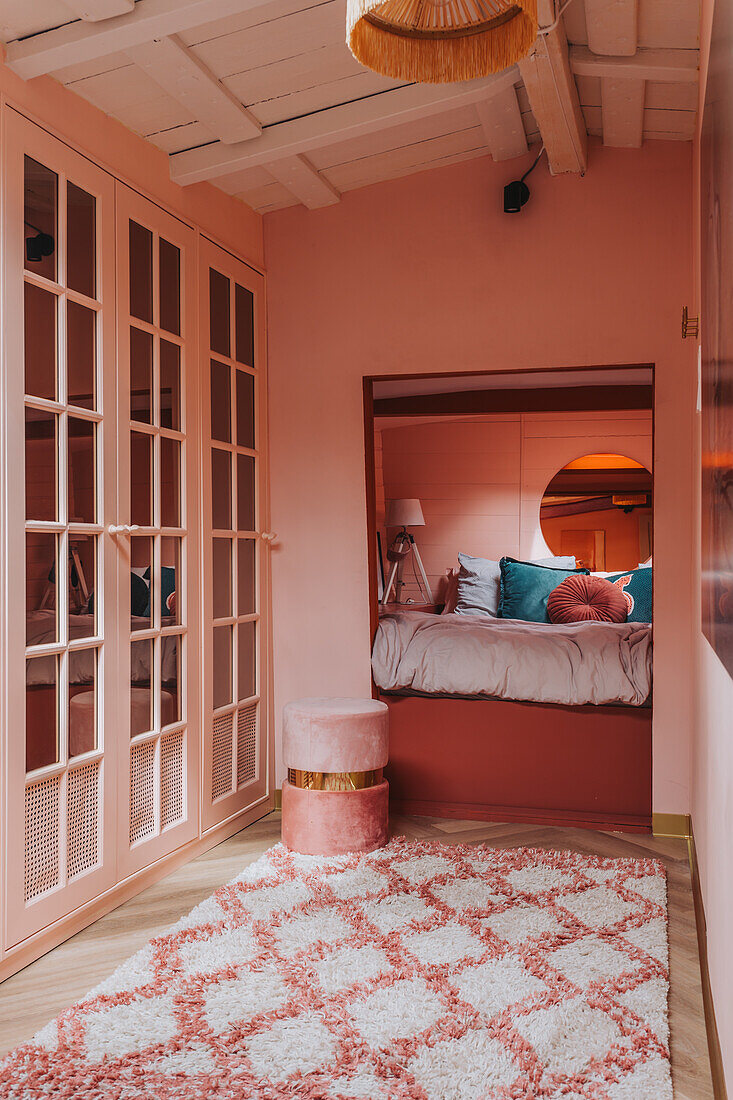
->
[281,697,389,857]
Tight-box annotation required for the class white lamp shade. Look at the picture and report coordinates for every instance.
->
[386,498,425,527]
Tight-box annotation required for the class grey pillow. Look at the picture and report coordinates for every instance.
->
[454,552,576,617]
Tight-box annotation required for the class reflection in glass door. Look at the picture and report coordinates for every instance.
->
[201,238,268,830]
[2,111,117,945]
[116,187,199,876]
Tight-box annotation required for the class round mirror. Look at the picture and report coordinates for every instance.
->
[540,453,652,573]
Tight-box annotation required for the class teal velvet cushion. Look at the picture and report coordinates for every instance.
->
[143,566,176,617]
[88,571,149,617]
[604,567,652,622]
[454,552,577,618]
[498,557,589,623]
[131,571,150,618]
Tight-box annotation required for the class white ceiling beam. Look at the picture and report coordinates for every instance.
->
[266,155,340,209]
[5,0,279,80]
[560,0,587,45]
[126,34,261,143]
[62,0,135,19]
[475,85,528,162]
[584,0,637,57]
[170,67,520,186]
[518,1,587,175]
[601,77,645,147]
[570,45,699,82]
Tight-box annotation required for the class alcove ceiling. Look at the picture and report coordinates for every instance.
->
[1,0,700,213]
[371,366,654,417]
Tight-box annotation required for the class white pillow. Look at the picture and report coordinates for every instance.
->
[592,561,652,578]
[453,553,577,618]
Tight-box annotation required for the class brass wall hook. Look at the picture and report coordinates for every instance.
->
[682,306,699,339]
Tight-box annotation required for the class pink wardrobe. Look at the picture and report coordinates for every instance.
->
[0,105,274,978]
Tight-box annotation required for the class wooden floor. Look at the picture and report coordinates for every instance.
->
[0,813,714,1098]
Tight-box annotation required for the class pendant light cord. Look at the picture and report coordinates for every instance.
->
[538,0,579,36]
[520,143,546,183]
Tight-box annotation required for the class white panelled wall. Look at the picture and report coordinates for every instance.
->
[379,409,653,601]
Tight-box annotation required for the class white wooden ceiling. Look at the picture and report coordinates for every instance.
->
[2,0,700,214]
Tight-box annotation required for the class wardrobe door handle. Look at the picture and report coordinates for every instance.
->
[108,524,141,535]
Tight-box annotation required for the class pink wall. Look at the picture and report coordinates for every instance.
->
[264,138,696,807]
[694,646,733,1084]
[379,410,652,600]
[692,0,733,1086]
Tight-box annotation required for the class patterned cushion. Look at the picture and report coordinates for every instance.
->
[548,574,629,624]
[604,567,653,623]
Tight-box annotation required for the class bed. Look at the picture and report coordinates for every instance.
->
[372,608,652,706]
[26,610,179,684]
[372,609,653,832]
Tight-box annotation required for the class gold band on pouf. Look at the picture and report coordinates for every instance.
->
[287,768,384,791]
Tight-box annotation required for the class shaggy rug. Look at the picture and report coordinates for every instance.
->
[0,839,671,1099]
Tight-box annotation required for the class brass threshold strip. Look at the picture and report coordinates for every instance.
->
[651,812,692,839]
[689,830,729,1100]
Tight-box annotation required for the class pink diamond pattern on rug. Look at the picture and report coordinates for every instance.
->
[202,969,289,1031]
[316,943,391,994]
[402,923,487,966]
[546,934,634,988]
[558,884,636,928]
[408,1029,519,1099]
[0,838,672,1099]
[178,922,259,977]
[245,1010,338,1080]
[513,998,624,1077]
[348,977,446,1046]
[480,900,564,945]
[455,954,546,1017]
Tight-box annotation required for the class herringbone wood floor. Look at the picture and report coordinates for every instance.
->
[0,812,714,1098]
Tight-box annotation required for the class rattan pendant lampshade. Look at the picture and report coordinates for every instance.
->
[347,0,537,84]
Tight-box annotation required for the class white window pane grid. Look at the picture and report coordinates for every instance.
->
[25,163,103,775]
[210,269,260,730]
[127,218,187,845]
[23,158,104,902]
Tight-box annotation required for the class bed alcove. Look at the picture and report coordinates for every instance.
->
[364,365,654,832]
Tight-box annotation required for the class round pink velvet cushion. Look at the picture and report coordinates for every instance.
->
[547,573,628,624]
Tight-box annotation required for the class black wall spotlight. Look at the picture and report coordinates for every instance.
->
[503,145,545,214]
[25,225,55,264]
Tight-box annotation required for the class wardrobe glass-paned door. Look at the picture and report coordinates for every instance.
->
[201,239,268,830]
[115,185,199,877]
[3,110,117,947]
